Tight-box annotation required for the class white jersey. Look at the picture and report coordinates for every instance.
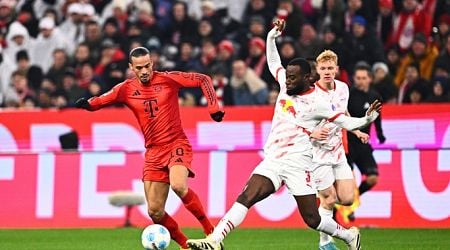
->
[263,67,312,163]
[264,27,378,168]
[311,80,350,164]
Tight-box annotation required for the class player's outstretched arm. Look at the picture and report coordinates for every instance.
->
[266,19,284,80]
[315,100,382,131]
[167,71,224,122]
[75,83,124,111]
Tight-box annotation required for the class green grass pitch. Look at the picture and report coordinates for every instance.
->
[1,228,448,249]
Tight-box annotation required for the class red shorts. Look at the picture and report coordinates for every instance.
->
[142,139,194,183]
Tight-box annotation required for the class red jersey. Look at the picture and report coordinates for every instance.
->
[87,71,221,148]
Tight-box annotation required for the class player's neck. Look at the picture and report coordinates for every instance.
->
[317,79,335,91]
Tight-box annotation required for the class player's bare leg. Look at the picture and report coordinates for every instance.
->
[144,181,190,249]
[187,174,275,250]
[318,179,355,249]
[294,194,361,250]
[170,164,214,235]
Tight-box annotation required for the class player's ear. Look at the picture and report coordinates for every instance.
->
[128,63,133,70]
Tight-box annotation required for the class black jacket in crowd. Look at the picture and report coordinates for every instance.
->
[347,86,386,144]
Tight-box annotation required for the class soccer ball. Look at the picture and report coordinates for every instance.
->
[141,224,171,250]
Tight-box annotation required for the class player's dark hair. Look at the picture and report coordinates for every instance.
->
[129,47,150,63]
[287,58,311,75]
[354,63,373,78]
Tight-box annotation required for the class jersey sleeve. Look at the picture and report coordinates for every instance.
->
[266,28,286,90]
[166,71,221,114]
[87,82,125,111]
[312,99,379,131]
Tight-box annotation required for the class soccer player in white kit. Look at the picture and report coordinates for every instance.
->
[310,50,370,250]
[187,20,380,250]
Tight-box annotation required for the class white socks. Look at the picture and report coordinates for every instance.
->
[316,215,354,244]
[210,202,248,244]
[318,206,333,245]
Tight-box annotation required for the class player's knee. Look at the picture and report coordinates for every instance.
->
[170,183,188,197]
[147,204,164,222]
[323,195,338,207]
[338,193,354,206]
[366,175,378,187]
[236,192,256,208]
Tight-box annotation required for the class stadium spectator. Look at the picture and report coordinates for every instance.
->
[297,23,324,59]
[174,41,202,72]
[15,50,43,91]
[385,44,401,76]
[433,33,450,77]
[344,15,385,74]
[61,68,84,107]
[31,16,68,73]
[245,37,272,84]
[47,49,70,88]
[372,62,398,103]
[0,45,16,105]
[0,0,16,41]
[376,0,394,45]
[278,36,298,67]
[9,70,35,106]
[166,1,198,46]
[394,33,439,86]
[398,62,430,103]
[317,0,346,36]
[432,14,450,50]
[83,20,103,62]
[425,77,450,103]
[4,21,33,64]
[386,0,437,52]
[213,39,235,78]
[321,25,351,75]
[236,15,268,58]
[277,0,305,39]
[198,39,217,74]
[241,0,274,29]
[59,2,85,55]
[230,59,268,105]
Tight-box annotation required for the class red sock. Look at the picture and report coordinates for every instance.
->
[159,212,188,248]
[181,188,214,235]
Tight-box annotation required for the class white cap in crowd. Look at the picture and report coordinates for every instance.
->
[39,17,55,30]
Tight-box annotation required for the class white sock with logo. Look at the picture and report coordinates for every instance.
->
[316,215,354,244]
[210,202,248,244]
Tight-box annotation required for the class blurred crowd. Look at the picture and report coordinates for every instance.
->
[0,0,449,109]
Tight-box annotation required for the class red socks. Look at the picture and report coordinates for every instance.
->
[159,213,188,248]
[181,188,214,235]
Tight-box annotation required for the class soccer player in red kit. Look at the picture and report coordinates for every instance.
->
[75,47,225,250]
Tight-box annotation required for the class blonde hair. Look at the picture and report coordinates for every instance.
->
[316,50,338,65]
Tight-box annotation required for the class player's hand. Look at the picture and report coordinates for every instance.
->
[354,130,369,144]
[75,97,90,110]
[310,127,330,140]
[210,111,225,122]
[378,133,386,144]
[367,100,382,115]
[273,19,286,33]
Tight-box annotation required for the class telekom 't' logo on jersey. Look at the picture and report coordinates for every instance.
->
[279,99,297,117]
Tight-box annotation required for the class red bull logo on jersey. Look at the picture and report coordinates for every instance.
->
[279,99,297,117]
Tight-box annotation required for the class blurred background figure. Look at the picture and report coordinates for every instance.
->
[230,60,268,105]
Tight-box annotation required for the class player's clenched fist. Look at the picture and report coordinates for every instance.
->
[210,111,225,122]
[75,97,90,109]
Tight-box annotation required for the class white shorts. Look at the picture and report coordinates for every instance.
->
[312,161,354,191]
[252,154,316,196]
